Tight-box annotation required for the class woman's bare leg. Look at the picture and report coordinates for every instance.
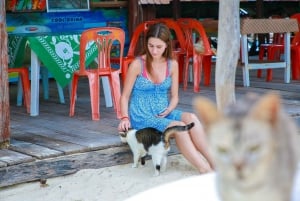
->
[168,121,212,173]
[181,112,215,169]
[182,112,214,168]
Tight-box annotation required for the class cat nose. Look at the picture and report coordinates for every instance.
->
[234,160,244,172]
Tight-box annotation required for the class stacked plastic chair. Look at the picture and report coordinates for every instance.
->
[177,18,214,92]
[69,27,125,120]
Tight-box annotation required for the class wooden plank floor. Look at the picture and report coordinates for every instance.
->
[1,65,300,187]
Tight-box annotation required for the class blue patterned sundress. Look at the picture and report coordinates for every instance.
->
[129,57,183,132]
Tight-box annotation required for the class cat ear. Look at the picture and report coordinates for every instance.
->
[249,92,281,124]
[193,97,222,128]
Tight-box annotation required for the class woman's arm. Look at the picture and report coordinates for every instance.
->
[118,58,141,131]
[168,59,179,111]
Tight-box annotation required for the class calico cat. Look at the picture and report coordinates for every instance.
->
[193,92,299,201]
[119,122,195,176]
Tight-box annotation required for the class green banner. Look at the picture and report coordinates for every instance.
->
[28,35,98,87]
[8,35,27,68]
[8,34,98,88]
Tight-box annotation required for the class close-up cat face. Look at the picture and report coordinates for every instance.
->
[194,92,299,201]
[208,116,274,189]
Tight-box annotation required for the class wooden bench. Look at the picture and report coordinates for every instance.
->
[240,18,298,86]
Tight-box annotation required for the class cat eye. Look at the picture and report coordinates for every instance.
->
[249,144,260,152]
[217,146,229,154]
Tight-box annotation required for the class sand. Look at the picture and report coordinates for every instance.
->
[0,154,199,201]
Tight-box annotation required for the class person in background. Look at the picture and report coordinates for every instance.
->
[118,22,214,173]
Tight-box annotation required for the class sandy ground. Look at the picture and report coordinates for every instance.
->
[0,154,199,201]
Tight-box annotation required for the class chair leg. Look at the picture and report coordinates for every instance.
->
[109,72,122,119]
[41,66,65,103]
[41,67,49,100]
[183,57,190,91]
[8,68,31,113]
[257,47,266,78]
[69,74,79,117]
[266,69,273,82]
[176,53,185,83]
[265,46,282,82]
[291,48,300,80]
[16,78,23,107]
[202,55,212,86]
[193,54,201,93]
[88,74,100,120]
[56,82,65,104]
[19,68,31,113]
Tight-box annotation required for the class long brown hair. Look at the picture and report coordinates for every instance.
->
[143,23,173,76]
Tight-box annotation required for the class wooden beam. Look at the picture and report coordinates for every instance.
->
[0,142,179,187]
[128,0,139,39]
[0,0,10,148]
[172,0,181,20]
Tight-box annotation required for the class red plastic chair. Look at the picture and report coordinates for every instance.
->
[177,18,214,92]
[111,20,156,83]
[113,19,186,84]
[257,32,284,81]
[257,15,284,80]
[8,67,31,113]
[153,18,187,83]
[289,13,300,80]
[69,27,125,120]
[257,14,300,81]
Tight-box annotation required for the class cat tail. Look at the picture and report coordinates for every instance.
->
[163,122,195,149]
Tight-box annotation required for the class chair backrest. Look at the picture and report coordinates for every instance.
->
[126,20,157,58]
[127,19,187,58]
[153,18,186,52]
[177,18,213,56]
[79,27,125,74]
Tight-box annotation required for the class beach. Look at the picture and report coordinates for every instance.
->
[0,154,199,201]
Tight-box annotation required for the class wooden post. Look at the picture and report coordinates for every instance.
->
[215,0,240,110]
[172,0,181,20]
[0,0,10,148]
[128,0,139,39]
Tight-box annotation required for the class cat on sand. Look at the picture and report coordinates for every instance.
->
[119,122,195,176]
[193,92,299,201]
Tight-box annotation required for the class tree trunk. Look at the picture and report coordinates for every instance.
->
[215,0,240,110]
[0,0,10,149]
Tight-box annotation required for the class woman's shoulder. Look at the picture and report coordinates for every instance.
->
[168,58,178,69]
[128,56,144,74]
[130,56,144,67]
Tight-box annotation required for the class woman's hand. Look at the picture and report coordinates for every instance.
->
[157,108,170,118]
[118,117,131,131]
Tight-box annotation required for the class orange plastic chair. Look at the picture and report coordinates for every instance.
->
[69,27,125,120]
[8,67,31,113]
[177,18,214,92]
